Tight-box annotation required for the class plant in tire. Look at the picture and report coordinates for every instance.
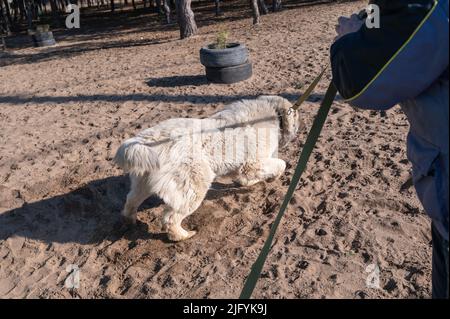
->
[215,30,229,50]
[200,31,252,84]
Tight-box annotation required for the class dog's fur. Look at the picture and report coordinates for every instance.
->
[114,96,300,241]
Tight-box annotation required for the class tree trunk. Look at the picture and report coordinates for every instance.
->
[272,0,281,12]
[1,0,12,32]
[258,0,268,15]
[155,0,161,13]
[162,0,170,24]
[214,0,222,16]
[49,0,60,27]
[150,0,159,12]
[12,4,18,23]
[110,0,115,12]
[250,0,260,24]
[58,0,66,12]
[18,0,26,20]
[0,0,11,35]
[37,1,43,15]
[176,0,197,39]
[25,0,33,30]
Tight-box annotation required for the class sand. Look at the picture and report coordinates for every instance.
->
[0,1,432,298]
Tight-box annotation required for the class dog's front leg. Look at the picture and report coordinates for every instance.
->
[237,158,286,186]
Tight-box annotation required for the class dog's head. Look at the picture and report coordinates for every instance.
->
[257,95,303,148]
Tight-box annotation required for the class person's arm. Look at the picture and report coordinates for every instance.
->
[331,0,449,110]
[334,14,365,42]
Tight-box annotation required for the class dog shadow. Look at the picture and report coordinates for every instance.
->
[0,176,248,245]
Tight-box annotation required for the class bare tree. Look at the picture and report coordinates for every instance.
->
[0,0,313,38]
[49,0,61,27]
[1,3,10,36]
[250,0,260,25]
[272,0,281,12]
[24,0,33,30]
[1,0,12,33]
[258,0,268,15]
[154,0,161,13]
[162,0,171,24]
[176,0,197,39]
[214,0,222,16]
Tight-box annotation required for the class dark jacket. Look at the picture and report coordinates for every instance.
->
[330,0,449,238]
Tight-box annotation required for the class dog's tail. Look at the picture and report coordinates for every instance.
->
[114,137,160,175]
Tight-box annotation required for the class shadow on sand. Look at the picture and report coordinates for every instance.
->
[0,175,250,245]
[0,91,339,106]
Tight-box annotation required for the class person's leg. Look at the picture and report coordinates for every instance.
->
[432,222,449,299]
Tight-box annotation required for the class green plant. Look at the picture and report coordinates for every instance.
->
[215,30,229,49]
[36,24,50,33]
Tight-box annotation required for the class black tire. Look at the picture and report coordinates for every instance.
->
[32,31,54,42]
[34,38,56,47]
[205,62,252,84]
[200,43,248,68]
[32,32,56,47]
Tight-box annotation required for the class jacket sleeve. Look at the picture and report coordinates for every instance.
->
[330,0,449,110]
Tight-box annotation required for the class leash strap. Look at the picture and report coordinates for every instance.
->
[239,80,337,299]
[289,66,329,113]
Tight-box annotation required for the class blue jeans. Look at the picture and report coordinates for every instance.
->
[432,222,449,299]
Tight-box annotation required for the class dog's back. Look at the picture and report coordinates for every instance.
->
[114,117,205,176]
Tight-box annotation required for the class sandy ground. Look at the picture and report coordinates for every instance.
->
[0,1,433,299]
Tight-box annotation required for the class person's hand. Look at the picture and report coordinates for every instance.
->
[334,13,364,41]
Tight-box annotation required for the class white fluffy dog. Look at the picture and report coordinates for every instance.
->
[114,96,300,241]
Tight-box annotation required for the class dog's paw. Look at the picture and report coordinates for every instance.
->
[167,230,197,242]
[236,177,261,187]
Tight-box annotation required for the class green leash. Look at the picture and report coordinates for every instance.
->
[290,67,329,113]
[239,73,337,299]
